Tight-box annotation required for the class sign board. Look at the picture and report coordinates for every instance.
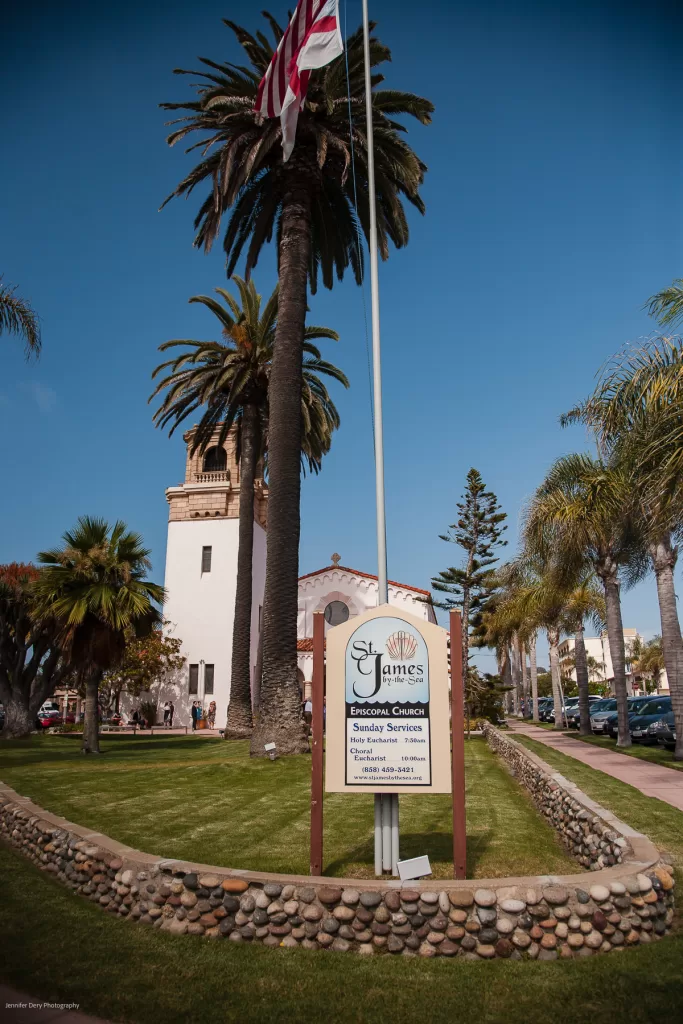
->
[325,606,452,794]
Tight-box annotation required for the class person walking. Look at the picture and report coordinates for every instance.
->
[163,701,171,728]
[191,701,199,732]
[207,700,216,729]
[168,701,175,728]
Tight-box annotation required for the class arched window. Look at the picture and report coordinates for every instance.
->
[202,447,227,472]
[324,600,349,626]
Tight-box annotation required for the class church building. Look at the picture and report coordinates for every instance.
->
[159,428,435,727]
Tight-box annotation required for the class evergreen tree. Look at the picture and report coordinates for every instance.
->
[431,469,507,695]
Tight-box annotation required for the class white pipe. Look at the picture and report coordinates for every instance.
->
[381,795,392,873]
[390,794,399,875]
[374,794,382,875]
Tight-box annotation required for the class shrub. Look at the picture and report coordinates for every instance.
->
[139,701,158,727]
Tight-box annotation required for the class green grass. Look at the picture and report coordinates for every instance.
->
[1,839,683,1024]
[561,731,683,772]
[513,735,683,870]
[0,734,576,879]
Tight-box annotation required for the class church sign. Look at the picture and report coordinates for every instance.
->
[325,607,452,795]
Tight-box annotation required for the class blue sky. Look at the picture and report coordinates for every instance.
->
[1,0,681,670]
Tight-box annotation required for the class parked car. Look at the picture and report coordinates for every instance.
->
[629,697,672,743]
[589,698,618,732]
[649,711,676,750]
[538,700,555,723]
[604,696,664,739]
[565,696,606,729]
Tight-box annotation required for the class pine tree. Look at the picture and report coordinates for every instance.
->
[431,469,507,702]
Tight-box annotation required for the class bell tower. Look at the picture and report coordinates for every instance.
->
[161,426,268,728]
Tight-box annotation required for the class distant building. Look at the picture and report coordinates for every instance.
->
[558,629,668,695]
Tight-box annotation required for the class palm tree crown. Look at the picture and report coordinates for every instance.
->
[0,277,41,357]
[34,516,165,668]
[161,15,433,290]
[150,276,348,471]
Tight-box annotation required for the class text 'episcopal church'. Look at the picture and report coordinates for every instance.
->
[159,428,436,729]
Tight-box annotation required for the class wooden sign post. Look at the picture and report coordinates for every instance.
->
[310,611,325,876]
[450,610,467,879]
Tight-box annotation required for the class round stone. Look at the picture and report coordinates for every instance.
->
[575,889,590,904]
[297,887,316,903]
[567,933,584,948]
[449,890,474,908]
[359,891,382,908]
[333,905,355,922]
[198,875,220,890]
[318,886,342,905]
[303,905,322,922]
[283,900,299,916]
[476,943,496,959]
[183,874,198,890]
[479,928,498,945]
[585,931,603,949]
[400,890,420,903]
[427,931,445,945]
[331,938,350,952]
[240,895,255,913]
[420,892,439,905]
[474,889,497,907]
[220,878,248,893]
[374,905,391,924]
[180,892,197,908]
[589,885,610,903]
[438,939,458,956]
[438,891,450,914]
[446,925,465,941]
[341,889,360,905]
[637,874,653,893]
[264,883,283,898]
[477,907,497,925]
[449,909,468,924]
[609,882,626,895]
[500,899,525,914]
[555,923,568,939]
[543,886,569,906]
[497,918,514,935]
[495,938,514,958]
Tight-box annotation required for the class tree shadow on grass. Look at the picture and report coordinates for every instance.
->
[0,733,233,770]
[324,829,493,879]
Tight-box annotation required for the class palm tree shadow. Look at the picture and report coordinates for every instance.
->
[325,829,494,879]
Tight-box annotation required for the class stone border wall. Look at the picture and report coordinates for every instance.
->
[0,735,676,962]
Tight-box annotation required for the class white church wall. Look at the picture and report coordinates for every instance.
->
[162,518,239,728]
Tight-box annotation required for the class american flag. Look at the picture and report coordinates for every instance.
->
[255,0,344,161]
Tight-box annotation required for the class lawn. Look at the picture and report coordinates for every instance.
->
[0,734,576,879]
[1,821,683,1024]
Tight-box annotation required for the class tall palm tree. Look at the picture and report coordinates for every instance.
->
[524,454,643,747]
[33,517,164,754]
[559,576,605,735]
[161,14,432,754]
[150,278,347,742]
[0,278,41,357]
[563,337,683,757]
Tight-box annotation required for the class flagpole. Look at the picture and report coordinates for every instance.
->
[361,0,398,876]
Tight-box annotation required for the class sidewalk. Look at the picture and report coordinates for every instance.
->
[0,985,108,1024]
[506,720,683,812]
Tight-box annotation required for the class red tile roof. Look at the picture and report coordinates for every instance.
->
[298,565,431,598]
[297,638,314,652]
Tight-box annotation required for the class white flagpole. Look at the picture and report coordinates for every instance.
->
[361,0,398,876]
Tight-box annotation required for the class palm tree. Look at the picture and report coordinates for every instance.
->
[631,636,665,693]
[524,454,642,747]
[0,278,41,357]
[559,576,605,735]
[33,517,164,754]
[150,278,347,742]
[161,14,432,754]
[563,337,683,757]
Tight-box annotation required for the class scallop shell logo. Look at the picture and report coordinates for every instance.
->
[386,630,418,660]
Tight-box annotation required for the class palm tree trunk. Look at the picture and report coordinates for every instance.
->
[226,404,260,740]
[511,635,520,716]
[600,567,631,748]
[501,647,513,715]
[82,671,101,754]
[250,179,311,757]
[574,625,591,736]
[519,638,528,717]
[650,534,683,760]
[548,626,565,730]
[529,632,539,722]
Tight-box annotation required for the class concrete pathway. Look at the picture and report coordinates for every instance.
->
[0,985,109,1024]
[507,720,683,812]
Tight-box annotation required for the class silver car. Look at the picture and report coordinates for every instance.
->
[590,699,617,732]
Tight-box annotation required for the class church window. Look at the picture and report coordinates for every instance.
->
[204,664,215,695]
[188,664,199,694]
[324,600,349,626]
[201,546,212,573]
[202,447,227,472]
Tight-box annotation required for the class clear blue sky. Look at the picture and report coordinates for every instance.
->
[1,0,681,670]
